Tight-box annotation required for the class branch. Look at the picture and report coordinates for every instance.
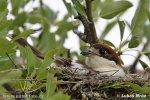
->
[53,60,149,99]
[73,14,91,43]
[73,0,99,45]
[12,35,44,60]
[85,0,98,44]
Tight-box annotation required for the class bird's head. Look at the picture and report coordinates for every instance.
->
[81,43,122,66]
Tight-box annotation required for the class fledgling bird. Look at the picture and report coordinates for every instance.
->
[81,43,126,77]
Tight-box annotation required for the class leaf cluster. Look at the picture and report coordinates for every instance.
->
[0,0,150,99]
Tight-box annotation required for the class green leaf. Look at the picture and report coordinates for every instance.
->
[42,49,58,68]
[144,24,150,41]
[103,82,124,89]
[0,29,7,38]
[0,69,22,84]
[38,33,59,53]
[117,19,125,41]
[11,0,23,15]
[100,21,117,38]
[128,36,140,48]
[12,29,33,41]
[27,8,42,24]
[0,0,7,12]
[101,39,116,48]
[147,11,150,22]
[36,68,47,81]
[46,73,57,99]
[55,21,73,35]
[63,0,73,16]
[0,85,8,95]
[32,83,46,92]
[72,0,86,16]
[139,59,149,69]
[144,52,150,59]
[43,72,70,100]
[0,38,15,56]
[125,82,150,94]
[42,5,57,24]
[50,92,70,100]
[100,1,133,19]
[131,0,149,35]
[92,0,101,20]
[28,14,42,24]
[25,46,38,76]
[0,54,14,71]
[119,40,129,49]
[0,10,9,30]
[30,5,56,31]
[12,12,27,27]
[80,45,88,51]
[36,49,58,80]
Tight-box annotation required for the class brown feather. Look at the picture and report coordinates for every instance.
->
[92,43,122,66]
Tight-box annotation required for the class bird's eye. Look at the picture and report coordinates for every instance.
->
[99,49,107,55]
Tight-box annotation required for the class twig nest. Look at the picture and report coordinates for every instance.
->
[51,56,149,100]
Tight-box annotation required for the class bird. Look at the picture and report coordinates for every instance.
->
[50,55,90,75]
[80,43,126,77]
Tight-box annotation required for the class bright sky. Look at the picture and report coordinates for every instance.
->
[28,0,150,71]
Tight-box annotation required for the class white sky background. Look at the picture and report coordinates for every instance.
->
[26,0,150,71]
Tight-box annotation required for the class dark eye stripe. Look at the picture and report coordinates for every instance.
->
[99,48,107,55]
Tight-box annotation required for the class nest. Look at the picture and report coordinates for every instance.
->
[51,56,150,100]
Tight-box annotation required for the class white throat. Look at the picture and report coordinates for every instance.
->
[85,55,125,76]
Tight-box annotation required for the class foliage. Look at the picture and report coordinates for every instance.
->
[124,82,150,94]
[100,1,133,19]
[0,0,150,99]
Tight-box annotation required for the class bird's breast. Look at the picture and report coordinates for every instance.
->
[85,56,125,76]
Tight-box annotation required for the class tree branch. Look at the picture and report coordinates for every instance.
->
[85,0,98,44]
[73,14,92,43]
[73,0,99,45]
[12,35,44,60]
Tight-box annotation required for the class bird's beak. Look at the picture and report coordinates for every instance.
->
[80,50,95,56]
